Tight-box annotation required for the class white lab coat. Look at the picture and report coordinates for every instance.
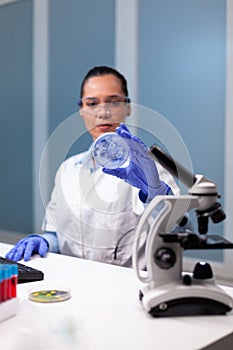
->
[42,148,180,268]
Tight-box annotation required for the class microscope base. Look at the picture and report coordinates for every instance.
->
[140,282,233,317]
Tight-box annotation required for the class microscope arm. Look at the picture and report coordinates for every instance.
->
[133,194,198,285]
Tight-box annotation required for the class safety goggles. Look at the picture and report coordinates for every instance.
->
[77,96,130,117]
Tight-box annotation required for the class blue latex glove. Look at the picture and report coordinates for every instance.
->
[103,123,170,202]
[5,234,49,262]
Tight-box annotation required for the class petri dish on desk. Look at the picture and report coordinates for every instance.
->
[28,284,71,303]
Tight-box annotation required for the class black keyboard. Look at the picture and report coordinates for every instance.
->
[0,256,44,283]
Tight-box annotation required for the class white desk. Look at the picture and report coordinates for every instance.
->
[1,242,233,350]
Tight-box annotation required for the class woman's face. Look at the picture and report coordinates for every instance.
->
[80,74,130,140]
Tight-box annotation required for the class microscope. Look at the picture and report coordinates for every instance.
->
[133,144,233,317]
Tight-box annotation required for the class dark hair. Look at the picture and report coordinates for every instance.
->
[79,66,129,99]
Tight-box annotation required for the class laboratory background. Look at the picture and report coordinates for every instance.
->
[0,0,232,282]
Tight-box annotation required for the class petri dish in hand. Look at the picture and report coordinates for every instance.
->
[92,132,129,169]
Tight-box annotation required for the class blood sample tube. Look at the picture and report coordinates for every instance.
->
[11,264,18,298]
[0,267,2,302]
[0,266,7,302]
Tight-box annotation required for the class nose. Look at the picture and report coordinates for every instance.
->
[97,104,111,119]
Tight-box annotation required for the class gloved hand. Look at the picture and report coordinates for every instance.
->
[103,123,170,202]
[5,234,49,262]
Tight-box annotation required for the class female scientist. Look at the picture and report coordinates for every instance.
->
[6,66,190,268]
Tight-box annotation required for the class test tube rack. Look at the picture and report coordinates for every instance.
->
[0,297,20,323]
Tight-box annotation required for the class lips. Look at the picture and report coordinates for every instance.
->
[97,124,113,132]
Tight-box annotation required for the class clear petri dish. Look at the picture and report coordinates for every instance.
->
[92,132,129,169]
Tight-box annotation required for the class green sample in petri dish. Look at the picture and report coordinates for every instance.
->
[28,289,71,303]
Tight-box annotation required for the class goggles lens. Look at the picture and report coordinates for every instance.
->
[78,96,130,116]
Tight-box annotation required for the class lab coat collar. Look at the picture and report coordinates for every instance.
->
[80,143,102,172]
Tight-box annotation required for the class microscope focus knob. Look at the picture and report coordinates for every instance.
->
[193,261,213,279]
[154,247,176,269]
